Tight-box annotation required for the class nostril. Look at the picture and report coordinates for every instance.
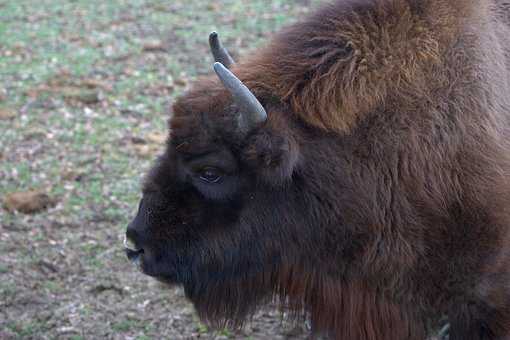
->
[126,247,144,262]
[125,223,143,249]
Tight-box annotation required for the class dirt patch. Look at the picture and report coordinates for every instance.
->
[0,107,17,120]
[3,190,56,214]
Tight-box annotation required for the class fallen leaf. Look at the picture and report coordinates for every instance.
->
[206,3,221,11]
[3,190,56,214]
[37,260,59,274]
[24,127,47,140]
[88,283,125,296]
[61,168,85,182]
[46,69,72,87]
[174,77,187,87]
[0,88,6,102]
[0,107,16,120]
[142,84,174,96]
[130,136,147,145]
[80,79,113,92]
[142,39,166,52]
[61,87,101,104]
[123,67,136,76]
[133,144,160,158]
[146,131,167,144]
[57,327,79,336]
[111,53,132,62]
[25,85,48,98]
[151,4,169,12]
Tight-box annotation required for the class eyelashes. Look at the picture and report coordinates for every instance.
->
[191,174,240,201]
[197,167,224,184]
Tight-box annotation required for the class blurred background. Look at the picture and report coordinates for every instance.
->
[0,0,320,338]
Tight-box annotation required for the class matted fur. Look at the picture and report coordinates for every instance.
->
[126,0,510,339]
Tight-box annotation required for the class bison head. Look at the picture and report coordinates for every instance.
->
[124,33,324,325]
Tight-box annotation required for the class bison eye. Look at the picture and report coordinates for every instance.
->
[199,167,223,184]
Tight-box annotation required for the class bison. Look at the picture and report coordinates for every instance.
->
[124,0,510,339]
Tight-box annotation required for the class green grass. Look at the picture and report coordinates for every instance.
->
[42,280,62,294]
[0,0,320,228]
[5,319,53,338]
[0,0,320,338]
[0,282,18,297]
[70,336,86,340]
[112,319,136,332]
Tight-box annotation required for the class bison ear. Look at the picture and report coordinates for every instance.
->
[241,116,299,184]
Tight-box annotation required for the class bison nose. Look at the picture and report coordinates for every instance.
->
[124,224,144,263]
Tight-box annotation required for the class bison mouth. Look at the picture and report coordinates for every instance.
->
[124,235,144,271]
[124,235,189,284]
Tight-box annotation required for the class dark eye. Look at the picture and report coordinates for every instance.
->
[199,167,223,184]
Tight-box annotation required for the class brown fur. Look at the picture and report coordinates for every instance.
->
[126,0,510,339]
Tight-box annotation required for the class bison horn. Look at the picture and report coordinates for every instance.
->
[209,32,235,68]
[213,62,268,132]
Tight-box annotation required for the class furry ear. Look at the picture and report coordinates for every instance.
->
[241,113,299,185]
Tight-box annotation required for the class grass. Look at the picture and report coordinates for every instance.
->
[0,0,320,338]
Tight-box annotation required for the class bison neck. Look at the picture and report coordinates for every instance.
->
[276,266,429,339]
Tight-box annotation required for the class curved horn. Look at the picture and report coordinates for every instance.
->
[213,62,267,132]
[209,32,235,68]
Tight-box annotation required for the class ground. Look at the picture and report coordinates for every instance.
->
[0,0,321,339]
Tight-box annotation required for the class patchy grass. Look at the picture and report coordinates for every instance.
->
[0,0,320,338]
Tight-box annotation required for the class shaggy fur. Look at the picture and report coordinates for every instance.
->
[126,0,510,339]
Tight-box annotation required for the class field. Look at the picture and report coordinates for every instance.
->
[0,0,321,338]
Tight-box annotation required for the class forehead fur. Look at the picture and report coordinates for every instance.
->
[170,77,241,154]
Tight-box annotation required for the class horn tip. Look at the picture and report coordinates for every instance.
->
[213,62,225,73]
[209,32,220,49]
